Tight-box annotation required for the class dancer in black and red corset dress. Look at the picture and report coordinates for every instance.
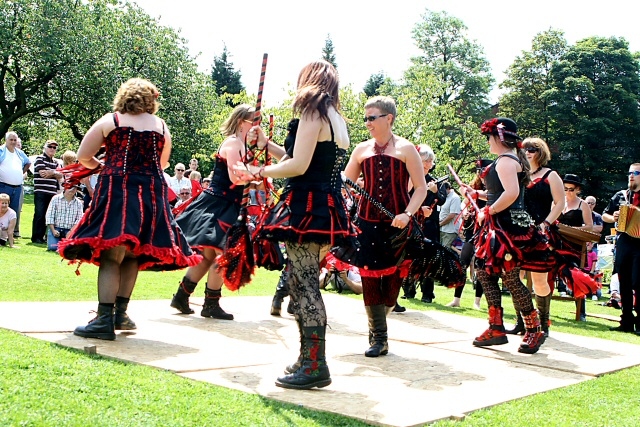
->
[343,95,428,358]
[170,104,285,321]
[236,60,356,390]
[59,78,202,341]
[460,117,545,354]
[505,137,565,337]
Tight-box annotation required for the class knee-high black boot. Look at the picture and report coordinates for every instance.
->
[170,276,198,314]
[365,305,389,357]
[401,277,416,299]
[535,293,552,337]
[201,288,234,320]
[114,296,136,330]
[276,325,331,390]
[270,272,290,316]
[284,320,303,374]
[74,304,116,340]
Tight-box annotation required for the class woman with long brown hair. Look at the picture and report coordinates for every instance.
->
[236,60,354,390]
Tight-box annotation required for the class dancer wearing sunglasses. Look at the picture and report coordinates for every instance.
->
[602,163,640,335]
[170,104,278,321]
[504,138,565,337]
[235,60,355,390]
[460,118,545,354]
[343,95,428,359]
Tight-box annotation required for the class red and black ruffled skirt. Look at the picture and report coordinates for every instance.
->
[59,173,201,271]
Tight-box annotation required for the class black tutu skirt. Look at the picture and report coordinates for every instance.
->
[175,189,241,252]
[258,184,357,247]
[59,173,201,271]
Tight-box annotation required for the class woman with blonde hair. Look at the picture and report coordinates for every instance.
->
[169,104,277,321]
[59,78,201,340]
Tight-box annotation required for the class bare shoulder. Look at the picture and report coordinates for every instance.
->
[350,139,373,162]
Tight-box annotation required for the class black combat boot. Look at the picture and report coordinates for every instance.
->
[276,325,331,390]
[114,296,136,330]
[201,288,234,320]
[170,276,198,314]
[74,304,116,341]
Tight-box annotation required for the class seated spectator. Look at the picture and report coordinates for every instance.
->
[174,188,192,208]
[45,186,84,251]
[0,193,17,248]
[202,176,212,190]
[319,252,362,294]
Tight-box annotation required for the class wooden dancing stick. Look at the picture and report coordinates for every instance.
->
[246,53,268,165]
[447,163,481,214]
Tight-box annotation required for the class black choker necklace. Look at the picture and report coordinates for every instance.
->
[530,166,543,175]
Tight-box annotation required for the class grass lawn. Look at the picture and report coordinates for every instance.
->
[1,195,639,426]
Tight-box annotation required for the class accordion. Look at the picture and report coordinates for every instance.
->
[616,204,640,238]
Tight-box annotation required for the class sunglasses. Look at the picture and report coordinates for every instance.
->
[46,145,57,149]
[180,192,190,195]
[175,169,185,172]
[587,201,596,205]
[564,187,576,192]
[525,147,539,153]
[629,171,640,176]
[363,114,388,123]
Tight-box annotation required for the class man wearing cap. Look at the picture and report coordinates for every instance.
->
[602,163,640,335]
[32,140,63,244]
[45,185,84,251]
[0,132,31,238]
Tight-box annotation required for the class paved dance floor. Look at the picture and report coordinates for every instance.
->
[2,295,640,426]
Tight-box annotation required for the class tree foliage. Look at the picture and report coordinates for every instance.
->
[547,36,640,200]
[363,72,386,97]
[321,34,337,69]
[0,0,218,167]
[210,44,244,103]
[411,9,493,121]
[499,29,568,141]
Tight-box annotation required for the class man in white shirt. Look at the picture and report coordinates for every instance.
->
[0,132,31,238]
[439,182,461,249]
[168,163,192,196]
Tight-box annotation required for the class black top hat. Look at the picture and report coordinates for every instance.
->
[480,117,521,140]
[562,174,582,187]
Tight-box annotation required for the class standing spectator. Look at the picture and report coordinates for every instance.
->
[14,137,26,238]
[0,193,17,247]
[585,196,604,234]
[189,158,198,173]
[45,186,83,251]
[439,181,462,249]
[32,140,63,243]
[168,163,191,195]
[602,163,640,334]
[59,78,201,341]
[0,132,31,238]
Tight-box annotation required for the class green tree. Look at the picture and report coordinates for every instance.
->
[363,72,386,97]
[411,9,493,121]
[548,36,640,200]
[210,44,244,103]
[321,34,337,69]
[499,29,568,141]
[0,0,217,165]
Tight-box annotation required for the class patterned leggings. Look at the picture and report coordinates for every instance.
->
[362,270,404,307]
[285,241,330,327]
[477,268,534,315]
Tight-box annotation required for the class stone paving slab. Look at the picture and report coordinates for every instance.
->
[1,295,639,427]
